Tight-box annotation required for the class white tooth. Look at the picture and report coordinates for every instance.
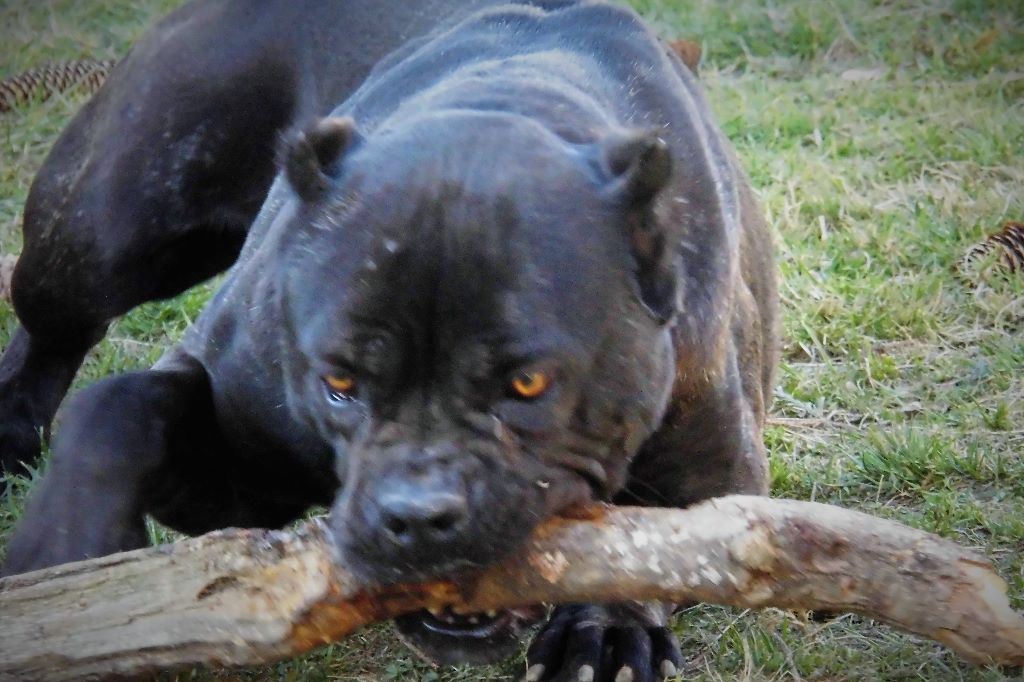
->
[428,606,442,616]
[524,664,545,682]
[468,615,479,624]
[486,610,498,618]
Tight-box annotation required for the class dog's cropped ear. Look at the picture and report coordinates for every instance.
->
[282,116,360,202]
[601,129,672,204]
[600,130,677,324]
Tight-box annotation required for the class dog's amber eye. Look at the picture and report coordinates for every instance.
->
[324,374,357,401]
[510,370,550,400]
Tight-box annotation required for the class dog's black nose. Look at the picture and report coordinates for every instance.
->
[376,482,469,547]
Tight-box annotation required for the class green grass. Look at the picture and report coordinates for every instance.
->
[2,0,1023,680]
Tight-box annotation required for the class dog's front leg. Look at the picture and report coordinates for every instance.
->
[525,602,684,682]
[2,356,216,575]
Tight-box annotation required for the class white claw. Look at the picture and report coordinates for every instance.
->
[660,659,679,678]
[486,610,498,617]
[468,615,479,624]
[427,606,442,616]
[524,663,545,682]
[577,664,595,682]
[614,666,635,682]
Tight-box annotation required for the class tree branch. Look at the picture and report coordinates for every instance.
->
[1,495,1022,680]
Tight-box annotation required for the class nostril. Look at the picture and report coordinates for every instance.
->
[428,509,461,533]
[384,515,410,538]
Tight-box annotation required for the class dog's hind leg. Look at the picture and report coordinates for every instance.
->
[0,1,308,481]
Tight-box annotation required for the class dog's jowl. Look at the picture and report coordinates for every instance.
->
[2,1,777,679]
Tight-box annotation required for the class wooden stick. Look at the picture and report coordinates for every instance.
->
[0,254,16,303]
[1,495,1022,681]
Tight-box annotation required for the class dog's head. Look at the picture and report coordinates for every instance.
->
[275,113,678,663]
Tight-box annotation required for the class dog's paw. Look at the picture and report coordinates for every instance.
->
[523,603,683,682]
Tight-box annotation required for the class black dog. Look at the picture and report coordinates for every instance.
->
[2,1,778,679]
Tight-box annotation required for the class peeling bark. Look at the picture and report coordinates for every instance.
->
[1,495,1022,681]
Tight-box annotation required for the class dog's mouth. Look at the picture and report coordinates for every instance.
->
[421,604,548,637]
[394,605,547,665]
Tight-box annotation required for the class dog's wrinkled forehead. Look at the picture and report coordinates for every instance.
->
[288,113,630,357]
[340,194,519,349]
